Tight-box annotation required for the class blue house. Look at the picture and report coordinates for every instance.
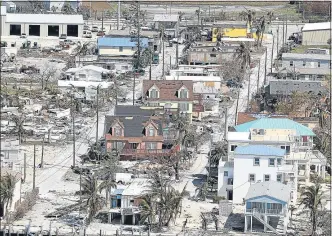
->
[97,37,150,57]
[244,181,291,234]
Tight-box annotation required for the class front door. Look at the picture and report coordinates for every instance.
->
[227,190,233,200]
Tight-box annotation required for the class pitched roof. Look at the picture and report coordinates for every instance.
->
[143,80,194,101]
[97,37,149,48]
[282,53,331,61]
[302,22,331,31]
[5,13,84,24]
[104,115,163,137]
[245,181,291,203]
[234,118,316,136]
[234,145,286,157]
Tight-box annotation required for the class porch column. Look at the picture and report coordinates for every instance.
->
[132,214,136,225]
[250,215,253,232]
[244,215,248,232]
[264,215,267,232]
[318,164,321,176]
[305,163,310,185]
[322,165,326,179]
[121,214,124,224]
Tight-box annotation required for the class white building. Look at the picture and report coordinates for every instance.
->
[58,65,114,101]
[1,6,84,37]
[302,22,331,45]
[0,139,21,170]
[218,118,327,204]
[281,53,331,69]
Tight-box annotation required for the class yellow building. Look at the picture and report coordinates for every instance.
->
[212,24,267,42]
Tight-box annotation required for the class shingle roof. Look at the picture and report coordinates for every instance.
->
[302,22,331,32]
[5,13,84,24]
[234,118,316,136]
[143,80,194,101]
[104,115,163,137]
[282,53,331,61]
[245,181,291,203]
[234,145,286,157]
[97,37,149,48]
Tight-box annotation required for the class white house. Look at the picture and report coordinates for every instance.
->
[281,53,331,69]
[244,181,291,234]
[218,118,327,205]
[109,178,149,225]
[58,65,114,101]
[0,139,21,171]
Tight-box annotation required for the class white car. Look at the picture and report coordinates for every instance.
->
[172,38,185,44]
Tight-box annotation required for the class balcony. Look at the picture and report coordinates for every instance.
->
[246,208,285,216]
[277,164,296,173]
[121,148,174,155]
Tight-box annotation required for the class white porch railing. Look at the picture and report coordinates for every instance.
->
[246,208,285,216]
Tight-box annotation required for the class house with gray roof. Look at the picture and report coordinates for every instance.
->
[104,114,178,160]
[281,53,331,69]
[244,181,291,234]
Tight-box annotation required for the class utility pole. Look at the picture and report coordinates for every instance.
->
[224,107,228,140]
[276,26,279,53]
[257,59,261,93]
[285,14,288,43]
[282,18,285,45]
[33,144,36,190]
[101,11,104,33]
[169,55,172,70]
[117,0,120,30]
[247,71,251,111]
[162,31,165,78]
[71,94,76,168]
[23,153,27,182]
[79,169,82,219]
[271,36,275,73]
[263,47,267,85]
[133,73,136,105]
[96,86,100,144]
[234,90,240,126]
[137,2,141,73]
[149,53,152,80]
[41,137,44,168]
[176,17,179,68]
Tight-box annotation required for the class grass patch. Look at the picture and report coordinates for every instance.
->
[291,45,330,53]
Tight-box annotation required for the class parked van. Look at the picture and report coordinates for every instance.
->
[83,30,92,38]
[91,26,99,32]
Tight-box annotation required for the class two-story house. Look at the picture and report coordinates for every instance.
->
[0,139,20,170]
[109,178,149,225]
[218,118,327,203]
[281,53,331,69]
[104,115,177,160]
[142,80,194,122]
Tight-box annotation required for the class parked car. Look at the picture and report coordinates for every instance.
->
[91,26,99,32]
[59,34,67,39]
[42,46,54,52]
[97,31,105,36]
[54,45,62,52]
[83,30,92,38]
[64,39,75,45]
[83,25,90,30]
[20,33,27,38]
[226,79,243,88]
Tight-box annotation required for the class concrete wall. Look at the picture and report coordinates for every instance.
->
[233,154,284,204]
[2,22,83,37]
[302,30,331,45]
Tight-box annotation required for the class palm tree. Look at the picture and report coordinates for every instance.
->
[259,16,266,46]
[255,26,262,48]
[300,181,325,235]
[235,42,251,72]
[81,174,107,224]
[289,205,297,226]
[195,182,208,201]
[267,11,274,24]
[0,174,17,215]
[239,9,256,27]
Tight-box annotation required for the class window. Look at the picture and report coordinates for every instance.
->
[230,145,237,152]
[277,174,282,182]
[290,61,294,66]
[227,178,233,185]
[224,171,228,177]
[67,25,78,37]
[148,127,155,136]
[114,127,122,136]
[10,24,21,36]
[264,174,270,181]
[112,141,124,150]
[146,142,157,150]
[29,25,40,36]
[119,47,123,52]
[179,89,188,98]
[78,74,86,79]
[150,89,159,98]
[254,158,260,166]
[210,54,217,57]
[303,61,306,67]
[131,47,135,51]
[179,103,189,111]
[269,158,275,167]
[249,174,255,182]
[277,158,282,166]
[48,25,59,37]
[281,145,290,154]
[318,62,321,68]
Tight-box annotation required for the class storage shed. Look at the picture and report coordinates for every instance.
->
[1,9,84,38]
[302,22,331,45]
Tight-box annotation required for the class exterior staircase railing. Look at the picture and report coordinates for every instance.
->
[252,209,280,235]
